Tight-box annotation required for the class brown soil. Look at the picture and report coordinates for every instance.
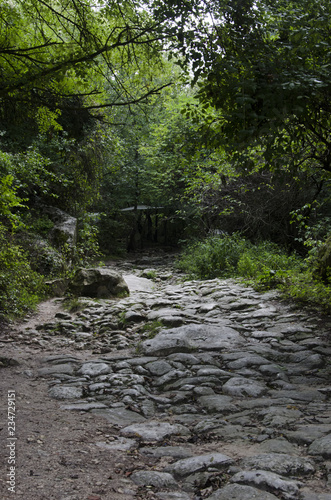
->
[0,301,150,500]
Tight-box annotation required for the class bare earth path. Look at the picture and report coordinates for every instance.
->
[1,253,331,500]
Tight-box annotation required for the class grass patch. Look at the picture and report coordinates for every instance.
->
[176,234,331,314]
[139,320,163,338]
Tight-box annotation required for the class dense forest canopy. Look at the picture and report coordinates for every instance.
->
[1,0,331,316]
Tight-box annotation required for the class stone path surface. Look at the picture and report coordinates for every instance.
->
[28,256,331,499]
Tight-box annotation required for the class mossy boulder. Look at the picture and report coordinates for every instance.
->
[43,206,77,248]
[69,268,129,298]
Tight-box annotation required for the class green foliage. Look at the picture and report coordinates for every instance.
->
[74,214,102,266]
[0,174,25,228]
[0,224,45,317]
[139,320,163,338]
[237,241,303,288]
[177,233,331,312]
[176,234,248,279]
[281,271,331,314]
[154,0,331,175]
[62,297,86,313]
[143,270,157,280]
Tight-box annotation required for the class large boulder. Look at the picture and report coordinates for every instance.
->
[43,206,77,247]
[69,268,129,298]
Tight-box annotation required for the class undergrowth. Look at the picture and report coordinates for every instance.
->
[0,224,46,318]
[176,234,331,314]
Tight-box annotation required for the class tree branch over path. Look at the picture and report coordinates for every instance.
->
[0,0,172,111]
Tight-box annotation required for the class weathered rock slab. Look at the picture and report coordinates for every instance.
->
[141,324,242,356]
[198,395,237,413]
[130,470,178,488]
[222,377,268,397]
[208,483,279,499]
[91,407,146,426]
[231,469,302,499]
[69,267,129,298]
[309,434,331,458]
[240,453,315,476]
[77,362,111,377]
[120,421,190,442]
[48,385,83,399]
[165,453,234,479]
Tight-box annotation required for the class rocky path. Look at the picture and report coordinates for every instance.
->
[2,254,331,499]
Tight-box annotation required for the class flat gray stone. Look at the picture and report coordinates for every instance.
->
[77,362,111,376]
[125,310,146,322]
[260,407,302,428]
[70,267,129,298]
[231,470,302,499]
[288,352,324,367]
[221,299,259,311]
[222,377,267,397]
[196,367,231,378]
[146,360,173,375]
[194,386,215,396]
[91,407,146,426]
[60,402,107,410]
[147,308,183,320]
[156,493,191,500]
[208,483,279,499]
[141,324,242,356]
[252,330,284,340]
[243,307,277,318]
[267,323,311,334]
[198,395,237,413]
[165,453,233,479]
[48,385,83,399]
[131,470,177,488]
[126,356,159,365]
[240,453,315,476]
[120,421,190,442]
[194,418,227,434]
[167,353,200,365]
[198,303,219,313]
[300,490,331,500]
[284,425,331,445]
[227,354,271,370]
[123,274,154,292]
[153,369,189,387]
[141,446,193,459]
[269,389,326,402]
[38,363,77,376]
[309,434,331,458]
[258,439,300,455]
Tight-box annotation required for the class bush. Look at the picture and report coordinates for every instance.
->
[237,240,303,288]
[0,224,45,317]
[176,234,249,279]
[280,271,331,314]
[177,233,331,313]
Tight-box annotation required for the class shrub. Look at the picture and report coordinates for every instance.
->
[177,233,331,313]
[0,224,45,317]
[237,240,303,288]
[176,233,249,279]
[280,271,331,314]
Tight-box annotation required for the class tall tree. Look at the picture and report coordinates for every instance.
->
[152,0,331,176]
[0,0,169,117]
